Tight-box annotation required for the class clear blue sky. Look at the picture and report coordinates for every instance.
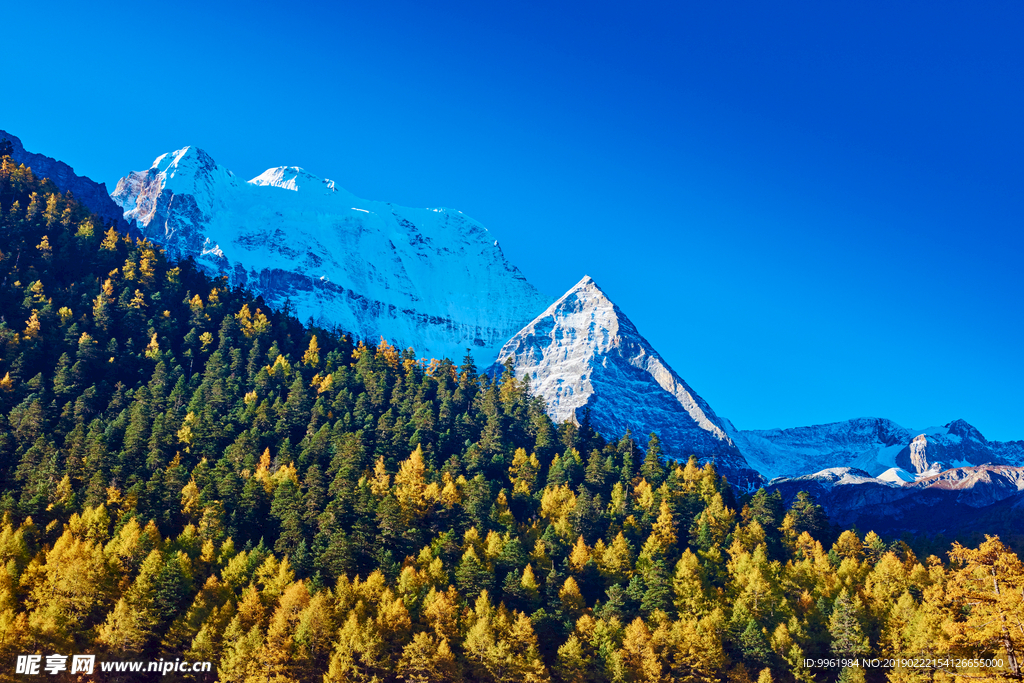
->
[3,1,1022,440]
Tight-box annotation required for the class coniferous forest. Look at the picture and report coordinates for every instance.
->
[1,152,1023,682]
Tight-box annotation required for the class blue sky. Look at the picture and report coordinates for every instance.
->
[3,1,1022,440]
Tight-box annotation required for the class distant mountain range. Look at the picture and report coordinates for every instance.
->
[6,129,1022,524]
[728,416,1024,480]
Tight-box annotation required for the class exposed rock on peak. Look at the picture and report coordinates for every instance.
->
[894,420,1020,475]
[945,418,986,442]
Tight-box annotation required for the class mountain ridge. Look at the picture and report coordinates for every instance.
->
[0,129,129,231]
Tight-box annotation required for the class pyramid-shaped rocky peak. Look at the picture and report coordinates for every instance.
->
[496,275,762,487]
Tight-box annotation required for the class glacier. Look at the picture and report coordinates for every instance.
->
[111,147,553,363]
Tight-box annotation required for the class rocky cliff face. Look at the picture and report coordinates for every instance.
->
[1,130,129,231]
[111,147,553,363]
[494,276,763,488]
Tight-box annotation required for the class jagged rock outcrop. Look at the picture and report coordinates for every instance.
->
[495,275,763,488]
[0,130,128,231]
[111,147,553,362]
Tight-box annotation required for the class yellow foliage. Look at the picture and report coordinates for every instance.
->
[100,226,120,251]
[484,531,504,560]
[237,303,269,337]
[35,235,51,259]
[314,372,334,394]
[651,499,677,553]
[559,576,586,616]
[540,484,577,539]
[271,462,299,488]
[493,489,516,528]
[267,354,292,377]
[375,337,400,368]
[569,536,591,573]
[29,279,45,303]
[509,448,541,497]
[370,456,391,498]
[23,310,40,339]
[137,243,157,284]
[633,479,654,510]
[302,335,321,367]
[144,332,160,359]
[438,472,461,508]
[394,446,430,517]
[351,340,369,363]
[181,479,201,520]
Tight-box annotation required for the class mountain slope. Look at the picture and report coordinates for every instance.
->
[1,129,128,230]
[495,275,763,487]
[111,147,552,362]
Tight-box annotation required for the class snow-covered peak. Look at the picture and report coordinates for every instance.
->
[111,145,553,363]
[877,467,917,485]
[150,146,222,179]
[249,166,337,194]
[496,277,763,487]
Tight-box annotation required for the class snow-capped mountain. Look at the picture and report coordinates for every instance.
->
[727,416,1024,480]
[494,275,763,487]
[111,147,552,362]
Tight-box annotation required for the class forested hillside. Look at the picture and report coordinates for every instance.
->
[0,149,1021,682]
